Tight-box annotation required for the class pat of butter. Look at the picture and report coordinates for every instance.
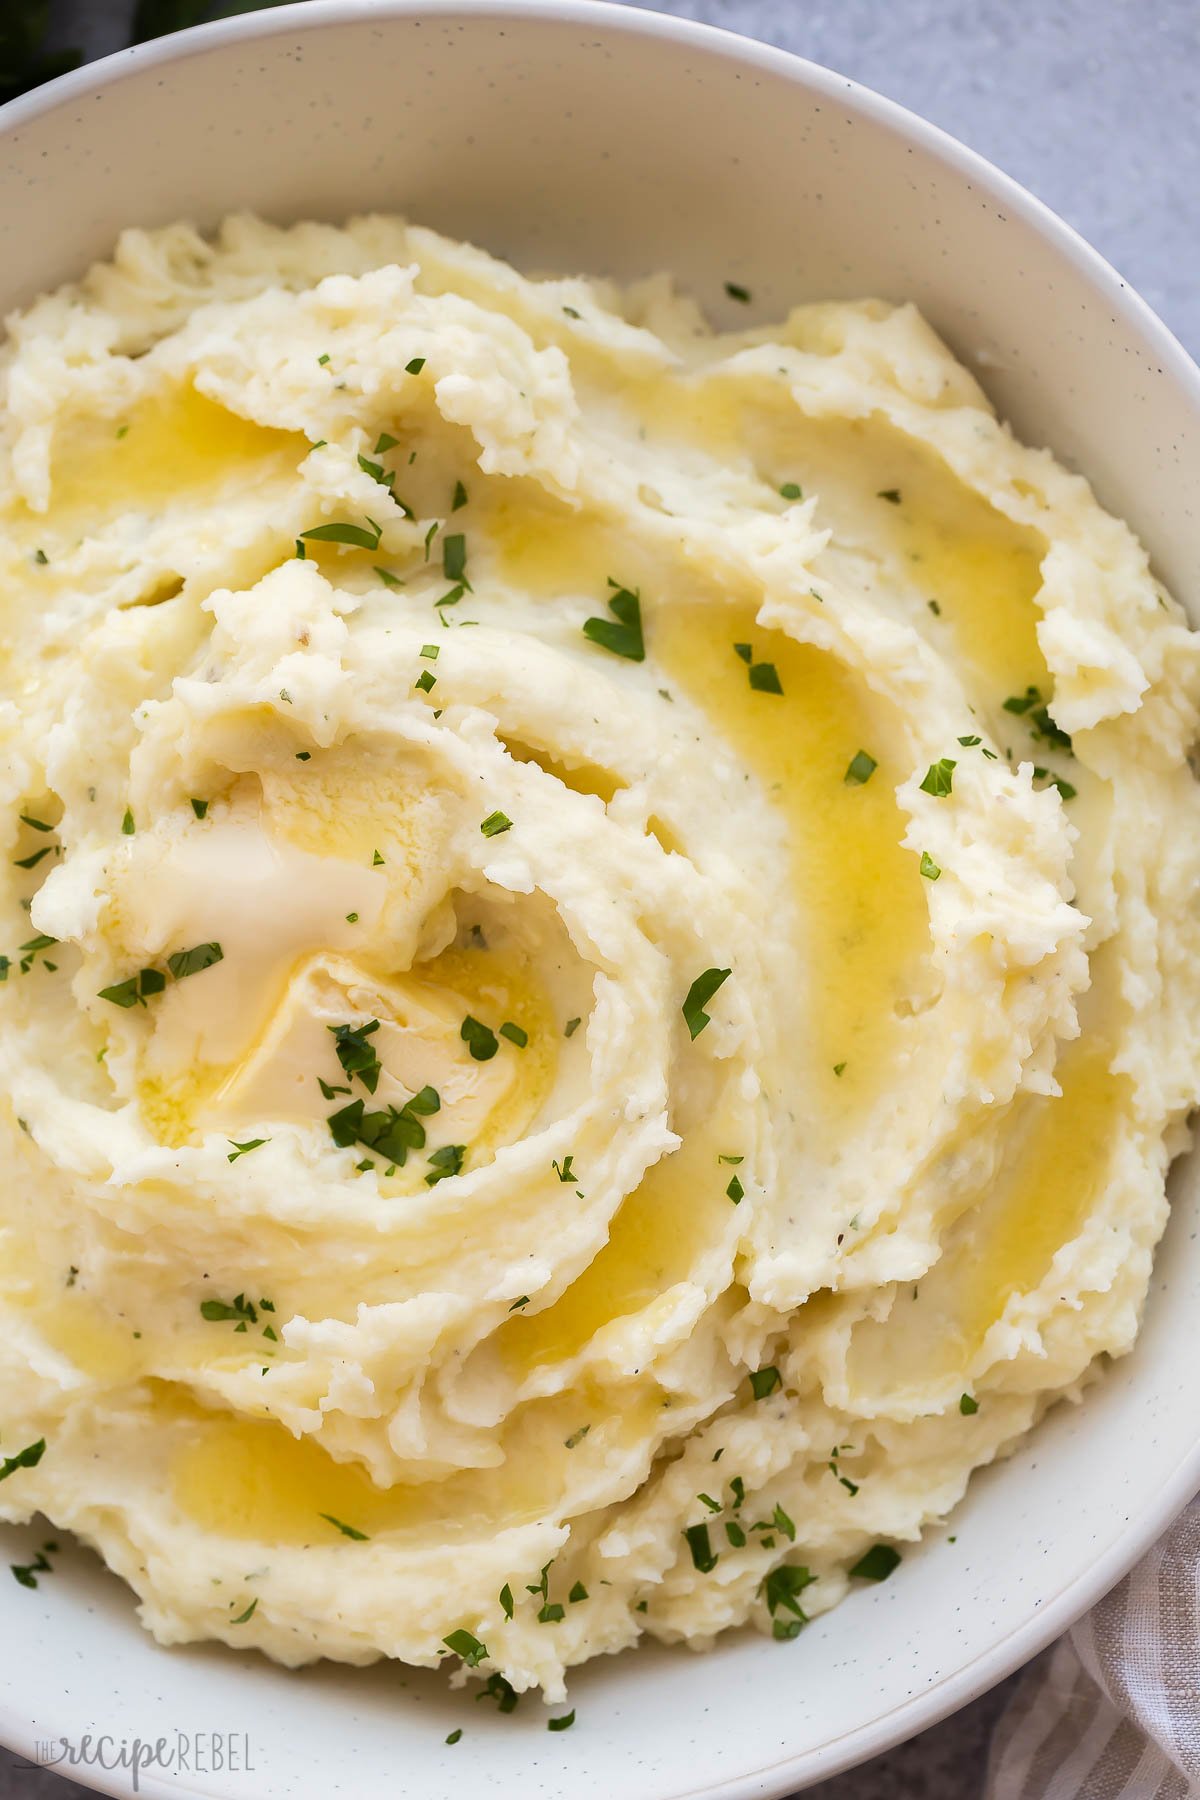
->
[211,953,516,1143]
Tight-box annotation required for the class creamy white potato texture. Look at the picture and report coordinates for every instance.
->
[2,216,1199,1703]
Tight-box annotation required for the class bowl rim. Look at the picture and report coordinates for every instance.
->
[1,4,1199,1797]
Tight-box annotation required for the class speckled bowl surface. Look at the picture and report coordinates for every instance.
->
[1,5,1198,1797]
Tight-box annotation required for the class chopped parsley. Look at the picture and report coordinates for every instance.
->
[508,1295,530,1312]
[167,941,224,980]
[959,1392,979,1415]
[445,1729,462,1745]
[425,1144,466,1186]
[405,357,426,375]
[443,1628,487,1667]
[200,1293,259,1326]
[0,1440,46,1484]
[724,281,752,303]
[328,1086,441,1166]
[329,1018,382,1092]
[499,1582,514,1619]
[538,1601,564,1623]
[190,797,209,819]
[13,846,53,870]
[919,851,941,881]
[725,1521,746,1547]
[299,518,383,552]
[480,810,512,838]
[569,1581,588,1603]
[421,643,440,659]
[320,1514,369,1541]
[18,815,52,833]
[564,1016,582,1038]
[877,488,902,504]
[227,1138,267,1163]
[461,1015,499,1061]
[552,1154,577,1184]
[684,1522,718,1572]
[547,1712,575,1732]
[375,432,399,454]
[682,966,730,1040]
[726,1174,744,1204]
[375,566,404,589]
[317,352,331,366]
[762,1563,816,1636]
[415,671,437,693]
[844,750,877,786]
[98,967,166,1008]
[478,1672,519,1712]
[11,1540,57,1589]
[442,533,467,583]
[747,659,783,695]
[499,1021,527,1048]
[372,849,385,866]
[452,481,468,511]
[583,581,645,661]
[121,808,135,835]
[780,482,802,500]
[231,1598,258,1624]
[849,1543,902,1582]
[919,758,956,798]
[833,1061,847,1077]
[1003,685,1073,752]
[749,1365,781,1400]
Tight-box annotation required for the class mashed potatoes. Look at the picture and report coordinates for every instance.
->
[2,215,1199,1702]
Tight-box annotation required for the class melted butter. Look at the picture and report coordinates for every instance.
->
[498,1107,741,1375]
[846,1042,1122,1393]
[655,601,928,1106]
[486,487,620,594]
[739,404,1050,710]
[406,942,557,1164]
[501,738,625,807]
[40,384,305,525]
[31,1291,144,1383]
[172,1386,660,1544]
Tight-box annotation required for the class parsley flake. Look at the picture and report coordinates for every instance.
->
[227,1138,267,1163]
[480,810,512,838]
[461,1015,499,1061]
[849,1544,901,1581]
[0,1440,46,1484]
[919,851,941,881]
[583,582,645,662]
[682,966,730,1039]
[919,758,956,798]
[320,1514,369,1541]
[750,1365,781,1400]
[167,942,224,980]
[443,1628,487,1667]
[844,750,877,786]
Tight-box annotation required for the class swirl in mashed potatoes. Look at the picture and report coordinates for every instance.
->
[1,216,1199,1702]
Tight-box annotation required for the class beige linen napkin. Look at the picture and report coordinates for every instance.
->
[985,1499,1200,1799]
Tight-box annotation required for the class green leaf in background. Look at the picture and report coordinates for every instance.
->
[0,2,81,104]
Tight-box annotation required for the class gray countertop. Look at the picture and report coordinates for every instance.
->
[3,1,1196,1795]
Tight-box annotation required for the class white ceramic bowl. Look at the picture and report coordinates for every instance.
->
[2,6,1199,1797]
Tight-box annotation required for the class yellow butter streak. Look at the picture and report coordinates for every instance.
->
[847,1044,1122,1394]
[173,1388,659,1545]
[656,602,928,1106]
[46,384,304,521]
